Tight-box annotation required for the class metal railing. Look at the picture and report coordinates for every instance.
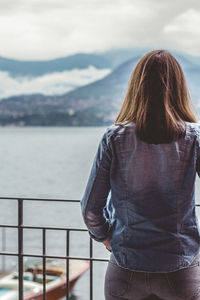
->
[1,197,200,300]
[0,196,110,300]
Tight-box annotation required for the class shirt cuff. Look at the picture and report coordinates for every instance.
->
[88,221,112,242]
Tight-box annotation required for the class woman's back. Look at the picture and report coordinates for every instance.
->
[103,120,200,272]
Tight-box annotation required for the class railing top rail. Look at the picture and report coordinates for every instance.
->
[0,196,80,202]
[0,224,87,231]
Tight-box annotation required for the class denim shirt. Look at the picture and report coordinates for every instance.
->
[80,121,200,272]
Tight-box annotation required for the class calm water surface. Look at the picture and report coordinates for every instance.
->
[0,126,199,300]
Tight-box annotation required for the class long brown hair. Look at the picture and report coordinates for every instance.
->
[114,49,199,144]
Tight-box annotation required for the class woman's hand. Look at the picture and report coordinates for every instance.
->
[102,237,111,252]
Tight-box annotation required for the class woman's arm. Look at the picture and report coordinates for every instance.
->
[80,129,112,242]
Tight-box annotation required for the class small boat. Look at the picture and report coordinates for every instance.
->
[0,258,90,300]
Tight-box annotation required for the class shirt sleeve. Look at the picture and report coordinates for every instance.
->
[196,128,200,178]
[80,128,112,242]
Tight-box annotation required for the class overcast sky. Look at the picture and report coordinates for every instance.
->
[0,0,200,60]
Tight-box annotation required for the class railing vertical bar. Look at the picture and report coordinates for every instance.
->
[89,237,93,300]
[2,227,6,271]
[66,230,70,300]
[42,228,46,300]
[18,199,24,300]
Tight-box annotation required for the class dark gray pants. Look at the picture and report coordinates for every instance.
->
[104,252,200,300]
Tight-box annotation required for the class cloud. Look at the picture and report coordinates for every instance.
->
[164,9,200,34]
[0,1,200,60]
[0,66,111,100]
[0,0,159,60]
[163,8,200,55]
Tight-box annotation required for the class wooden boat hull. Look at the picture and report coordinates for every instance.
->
[24,278,77,300]
[0,259,90,300]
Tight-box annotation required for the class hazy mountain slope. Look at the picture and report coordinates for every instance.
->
[0,55,140,117]
[0,53,112,77]
[0,48,145,77]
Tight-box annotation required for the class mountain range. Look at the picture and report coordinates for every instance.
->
[0,47,200,126]
[0,47,149,77]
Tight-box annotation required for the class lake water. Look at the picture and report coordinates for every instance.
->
[0,126,200,300]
